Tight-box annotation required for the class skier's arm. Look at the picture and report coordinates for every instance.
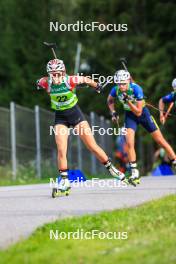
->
[107,94,116,113]
[126,84,143,116]
[107,94,119,122]
[159,93,174,124]
[127,100,143,116]
[159,98,165,118]
[36,77,49,93]
[72,76,99,90]
[69,75,103,93]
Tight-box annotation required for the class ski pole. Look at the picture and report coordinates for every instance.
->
[164,102,174,124]
[120,57,128,71]
[43,42,57,59]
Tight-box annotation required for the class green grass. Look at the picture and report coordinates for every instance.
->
[0,195,176,264]
[0,162,108,186]
[0,174,106,186]
[0,164,49,186]
[0,177,49,186]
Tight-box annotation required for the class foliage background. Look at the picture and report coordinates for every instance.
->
[0,0,175,160]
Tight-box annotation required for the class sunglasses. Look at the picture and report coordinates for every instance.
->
[118,83,128,86]
[50,72,62,77]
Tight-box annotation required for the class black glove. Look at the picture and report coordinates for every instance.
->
[122,92,130,102]
[95,83,103,93]
[111,111,119,123]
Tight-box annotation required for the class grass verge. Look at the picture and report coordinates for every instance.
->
[0,163,107,186]
[0,195,176,264]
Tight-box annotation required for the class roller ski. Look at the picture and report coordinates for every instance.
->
[52,171,71,198]
[52,188,70,198]
[52,187,70,198]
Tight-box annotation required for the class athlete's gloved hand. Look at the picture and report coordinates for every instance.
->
[36,80,42,90]
[160,113,166,125]
[96,83,103,93]
[111,111,119,123]
[122,92,130,102]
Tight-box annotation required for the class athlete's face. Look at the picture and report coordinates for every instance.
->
[50,71,65,84]
[118,79,130,92]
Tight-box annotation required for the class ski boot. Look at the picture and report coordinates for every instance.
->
[128,168,140,187]
[52,171,71,198]
[125,162,141,187]
[171,159,176,173]
[104,159,127,184]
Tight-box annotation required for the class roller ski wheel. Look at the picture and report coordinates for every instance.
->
[52,188,57,198]
[121,177,129,185]
[128,176,141,187]
[134,177,141,185]
[52,188,70,198]
[125,169,141,187]
[128,178,137,187]
[64,189,70,196]
[124,171,136,187]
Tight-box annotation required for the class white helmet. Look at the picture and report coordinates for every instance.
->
[114,69,130,83]
[46,59,65,73]
[172,78,176,90]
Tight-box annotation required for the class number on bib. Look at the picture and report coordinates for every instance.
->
[56,95,67,102]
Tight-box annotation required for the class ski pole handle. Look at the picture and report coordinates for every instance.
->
[43,42,57,59]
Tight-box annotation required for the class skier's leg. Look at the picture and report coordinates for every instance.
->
[125,128,140,184]
[55,124,70,191]
[75,121,125,180]
[151,129,176,168]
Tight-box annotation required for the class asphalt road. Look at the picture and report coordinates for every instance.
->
[0,176,176,249]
